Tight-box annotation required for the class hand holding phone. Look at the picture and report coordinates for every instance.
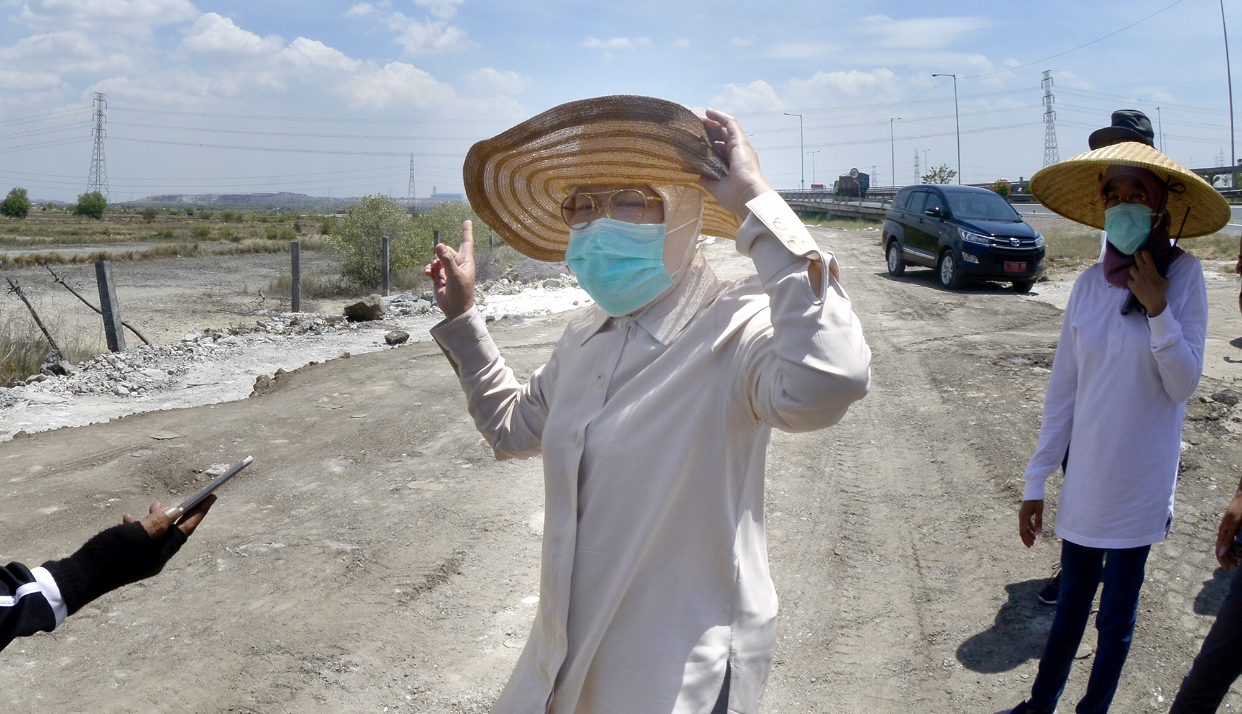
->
[165,456,252,520]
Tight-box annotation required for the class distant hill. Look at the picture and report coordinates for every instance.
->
[121,192,458,211]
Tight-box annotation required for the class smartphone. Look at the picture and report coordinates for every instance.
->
[164,455,252,520]
[1232,532,1242,561]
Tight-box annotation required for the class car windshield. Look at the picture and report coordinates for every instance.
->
[945,192,1021,222]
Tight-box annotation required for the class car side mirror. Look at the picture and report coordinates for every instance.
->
[924,206,943,219]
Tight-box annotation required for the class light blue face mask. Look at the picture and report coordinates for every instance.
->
[1104,203,1153,255]
[566,218,672,317]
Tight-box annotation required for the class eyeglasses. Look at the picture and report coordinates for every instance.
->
[1102,191,1151,209]
[560,189,663,229]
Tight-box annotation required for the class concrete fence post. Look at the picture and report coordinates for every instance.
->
[381,235,390,296]
[290,240,301,313]
[94,260,126,353]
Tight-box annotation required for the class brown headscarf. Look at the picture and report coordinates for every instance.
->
[1099,165,1185,313]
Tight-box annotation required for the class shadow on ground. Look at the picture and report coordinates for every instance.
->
[1194,567,1234,616]
[957,579,1056,673]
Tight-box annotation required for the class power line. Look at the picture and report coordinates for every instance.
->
[965,0,1187,78]
[109,135,461,157]
[107,120,482,142]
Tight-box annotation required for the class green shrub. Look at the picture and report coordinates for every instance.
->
[141,208,157,222]
[191,225,211,238]
[73,191,107,219]
[277,226,296,241]
[991,179,1011,200]
[153,227,174,239]
[1,187,31,219]
[326,195,433,288]
[221,210,239,223]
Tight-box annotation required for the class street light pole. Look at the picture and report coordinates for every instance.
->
[807,150,820,184]
[890,117,901,188]
[1156,106,1164,152]
[1222,0,1237,169]
[784,111,804,190]
[932,73,961,184]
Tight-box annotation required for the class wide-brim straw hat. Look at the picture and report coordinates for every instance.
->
[1029,142,1230,238]
[463,95,740,261]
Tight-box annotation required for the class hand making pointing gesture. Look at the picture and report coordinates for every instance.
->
[425,219,476,320]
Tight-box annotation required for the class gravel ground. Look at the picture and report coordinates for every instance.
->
[3,227,1242,712]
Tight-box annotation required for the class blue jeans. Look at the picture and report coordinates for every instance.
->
[1026,540,1151,714]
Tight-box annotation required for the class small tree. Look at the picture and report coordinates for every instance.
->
[326,195,433,288]
[141,207,157,222]
[991,179,1012,200]
[921,164,957,185]
[74,191,107,219]
[412,201,480,250]
[0,187,31,219]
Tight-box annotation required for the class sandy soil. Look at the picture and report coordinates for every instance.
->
[4,228,1242,712]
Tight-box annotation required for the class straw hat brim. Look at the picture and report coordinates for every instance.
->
[1029,142,1230,238]
[463,95,740,262]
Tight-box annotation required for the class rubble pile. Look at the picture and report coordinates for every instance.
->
[383,290,439,317]
[1,311,362,403]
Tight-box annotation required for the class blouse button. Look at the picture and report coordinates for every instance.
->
[574,431,581,447]
[596,375,604,388]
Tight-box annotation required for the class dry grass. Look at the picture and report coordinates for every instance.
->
[475,243,526,283]
[0,294,103,386]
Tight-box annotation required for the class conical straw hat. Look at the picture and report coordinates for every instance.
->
[463,95,740,262]
[1029,142,1230,238]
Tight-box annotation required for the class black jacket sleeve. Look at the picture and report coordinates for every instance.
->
[0,561,59,652]
[1,520,188,652]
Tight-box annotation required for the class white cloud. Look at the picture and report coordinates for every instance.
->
[467,67,530,95]
[345,2,389,18]
[179,13,284,61]
[582,36,651,50]
[786,68,904,102]
[1053,70,1094,91]
[386,13,474,54]
[673,38,690,48]
[0,68,60,90]
[338,61,456,109]
[729,36,752,47]
[768,42,833,60]
[0,30,137,75]
[18,0,199,31]
[710,80,792,113]
[859,14,993,51]
[414,0,462,19]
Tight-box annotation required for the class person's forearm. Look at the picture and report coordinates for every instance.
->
[430,307,548,459]
[42,521,185,616]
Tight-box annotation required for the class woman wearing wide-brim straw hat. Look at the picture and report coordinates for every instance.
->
[1008,110,1228,714]
[424,95,871,713]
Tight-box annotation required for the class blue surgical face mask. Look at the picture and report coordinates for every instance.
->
[566,218,672,317]
[1104,203,1153,255]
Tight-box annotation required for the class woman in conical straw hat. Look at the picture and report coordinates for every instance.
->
[1008,110,1229,714]
[424,96,871,713]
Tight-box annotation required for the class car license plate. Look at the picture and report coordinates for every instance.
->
[1004,261,1026,273]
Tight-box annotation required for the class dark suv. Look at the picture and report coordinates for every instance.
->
[883,184,1045,292]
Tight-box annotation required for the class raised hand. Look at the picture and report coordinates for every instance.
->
[698,108,773,217]
[1127,249,1169,317]
[424,220,476,320]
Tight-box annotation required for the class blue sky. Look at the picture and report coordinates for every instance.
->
[0,0,1235,201]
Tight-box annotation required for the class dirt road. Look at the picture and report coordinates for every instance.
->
[4,226,1242,713]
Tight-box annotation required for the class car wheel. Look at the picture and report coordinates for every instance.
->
[1013,280,1035,294]
[938,250,963,290]
[886,240,905,276]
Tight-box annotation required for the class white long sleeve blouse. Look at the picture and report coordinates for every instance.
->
[1023,253,1208,549]
[430,192,871,714]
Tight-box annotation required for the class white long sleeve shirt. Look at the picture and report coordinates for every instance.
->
[1023,253,1207,549]
[430,191,871,714]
